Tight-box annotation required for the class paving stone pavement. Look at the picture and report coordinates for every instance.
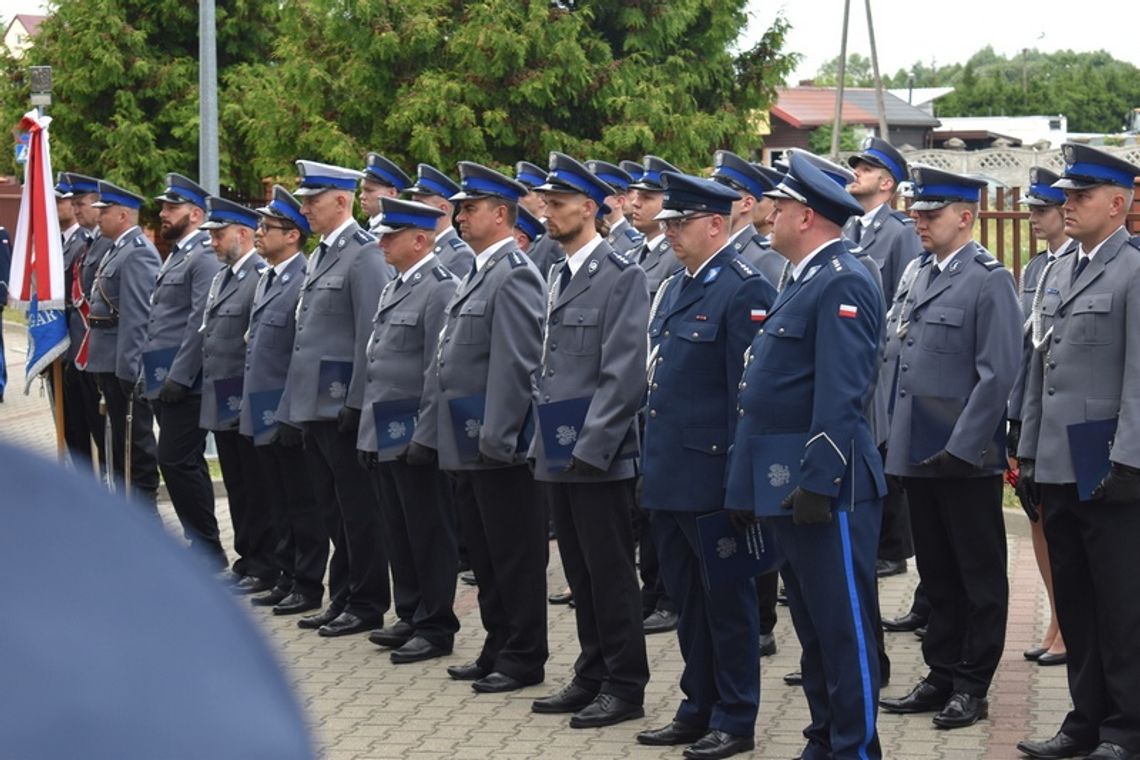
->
[2,320,1072,759]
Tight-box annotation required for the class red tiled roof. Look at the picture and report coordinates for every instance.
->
[14,14,45,36]
[771,87,881,129]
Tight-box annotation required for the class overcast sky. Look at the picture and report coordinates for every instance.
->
[742,0,1140,83]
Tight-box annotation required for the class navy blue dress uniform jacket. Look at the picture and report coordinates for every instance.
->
[641,246,776,511]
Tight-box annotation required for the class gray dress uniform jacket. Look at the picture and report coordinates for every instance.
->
[843,204,923,305]
[432,227,474,275]
[357,256,457,459]
[637,234,681,300]
[605,218,644,256]
[280,221,391,423]
[239,254,306,440]
[1019,228,1140,482]
[875,255,926,442]
[140,231,220,398]
[729,224,785,288]
[414,240,545,471]
[199,253,265,431]
[527,232,564,283]
[885,242,1021,477]
[531,243,649,483]
[86,227,162,382]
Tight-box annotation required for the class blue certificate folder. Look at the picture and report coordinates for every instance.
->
[316,359,353,417]
[448,394,535,463]
[1068,417,1118,501]
[212,376,244,426]
[248,388,284,445]
[696,511,781,590]
[141,346,179,394]
[909,395,1005,469]
[371,398,420,451]
[748,433,808,517]
[537,397,591,473]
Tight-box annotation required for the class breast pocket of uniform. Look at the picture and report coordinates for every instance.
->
[315,275,347,316]
[260,311,290,348]
[215,302,248,338]
[675,320,720,372]
[455,300,488,345]
[161,271,187,290]
[1067,293,1113,345]
[560,307,601,356]
[385,311,422,352]
[757,316,806,374]
[920,305,965,354]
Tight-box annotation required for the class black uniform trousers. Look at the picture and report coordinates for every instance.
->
[152,397,222,565]
[214,429,276,580]
[371,459,459,648]
[253,438,327,600]
[1043,484,1140,752]
[304,421,389,620]
[904,475,1007,697]
[61,365,106,474]
[452,465,548,683]
[547,478,648,704]
[96,373,159,507]
[633,476,675,616]
[755,570,778,636]
[877,448,914,561]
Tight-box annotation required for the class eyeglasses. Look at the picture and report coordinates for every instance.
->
[257,221,291,232]
[662,214,714,231]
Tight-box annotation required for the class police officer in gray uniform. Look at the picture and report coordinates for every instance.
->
[527,153,650,729]
[880,167,1021,729]
[1016,145,1140,760]
[416,162,548,694]
[711,150,786,286]
[514,205,545,254]
[359,152,411,234]
[283,160,392,638]
[143,174,225,565]
[87,181,160,504]
[405,162,473,274]
[628,155,683,300]
[356,198,460,665]
[516,160,563,280]
[584,159,644,256]
[242,186,327,616]
[198,197,274,593]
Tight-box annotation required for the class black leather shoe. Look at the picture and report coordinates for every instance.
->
[472,671,532,694]
[369,619,415,648]
[682,729,755,759]
[644,609,679,634]
[932,692,988,728]
[637,721,707,746]
[758,632,777,657]
[216,569,244,587]
[876,558,908,577]
[783,671,802,686]
[318,612,383,637]
[548,590,574,605]
[882,611,927,632]
[447,661,489,681]
[1023,646,1048,661]
[880,679,951,714]
[1037,651,1067,666]
[531,682,597,714]
[1084,742,1136,760]
[297,606,341,629]
[232,575,275,595]
[460,570,477,586]
[915,626,927,639]
[250,587,289,607]
[274,593,321,616]
[569,693,644,728]
[390,636,451,664]
[1016,732,1097,759]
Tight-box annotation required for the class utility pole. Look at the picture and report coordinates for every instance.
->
[865,0,890,142]
[199,0,219,194]
[830,0,851,160]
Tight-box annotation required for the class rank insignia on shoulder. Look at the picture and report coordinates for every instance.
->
[508,250,526,268]
[1128,236,1140,251]
[624,227,642,241]
[449,238,466,249]
[432,265,452,280]
[608,251,631,269]
[974,252,1002,269]
[133,235,145,247]
[830,257,844,271]
[891,209,914,224]
[353,229,375,245]
[729,259,754,278]
[849,245,864,254]
[703,266,722,284]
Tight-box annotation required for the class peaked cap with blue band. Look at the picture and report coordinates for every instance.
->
[373,197,445,234]
[750,162,785,190]
[91,180,145,210]
[294,160,364,196]
[619,160,644,184]
[764,151,863,227]
[908,165,987,211]
[450,162,527,204]
[713,150,774,199]
[585,159,633,192]
[54,172,73,198]
[515,205,545,241]
[654,171,741,220]
[256,184,311,235]
[154,173,209,209]
[362,152,412,190]
[535,152,614,216]
[848,136,908,185]
[200,196,259,230]
[629,155,682,192]
[62,173,100,196]
[1053,142,1140,190]
[788,148,855,187]
[514,161,547,190]
[406,163,460,200]
[1018,167,1065,207]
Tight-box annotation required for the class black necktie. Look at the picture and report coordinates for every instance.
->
[928,263,942,288]
[1073,255,1090,280]
[637,243,649,265]
[221,267,234,291]
[469,256,478,279]
[393,276,404,291]
[851,222,863,245]
[558,264,572,294]
[264,268,276,290]
[679,274,695,292]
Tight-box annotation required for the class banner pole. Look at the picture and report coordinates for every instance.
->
[52,359,64,459]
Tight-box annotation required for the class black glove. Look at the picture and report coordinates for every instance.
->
[356,449,378,471]
[1006,420,1021,461]
[1014,474,1039,523]
[728,509,757,533]
[918,449,974,476]
[1091,463,1140,504]
[403,441,437,467]
[158,378,190,404]
[565,456,606,477]
[781,487,833,525]
[336,405,361,435]
[274,423,303,449]
[118,377,138,398]
[1016,458,1041,513]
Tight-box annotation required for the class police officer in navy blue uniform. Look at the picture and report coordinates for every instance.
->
[637,172,775,760]
[405,163,474,274]
[728,152,886,760]
[880,167,1021,730]
[516,160,564,280]
[711,150,785,287]
[584,159,645,256]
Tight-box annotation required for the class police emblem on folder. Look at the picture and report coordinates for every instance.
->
[316,359,353,417]
[695,511,782,590]
[212,376,244,426]
[371,398,420,451]
[141,346,179,395]
[1067,417,1118,502]
[749,433,808,516]
[448,394,534,464]
[248,388,284,445]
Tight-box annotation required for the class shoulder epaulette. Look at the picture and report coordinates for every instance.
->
[729,257,756,279]
[608,250,632,270]
[131,235,146,248]
[508,250,526,268]
[975,251,1003,270]
[623,227,643,242]
[751,233,770,249]
[354,229,376,244]
[891,209,914,225]
[829,256,847,273]
[448,237,467,249]
[431,265,452,280]
[254,261,267,273]
[1128,236,1140,251]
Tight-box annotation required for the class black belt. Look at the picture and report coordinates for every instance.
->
[88,316,119,328]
